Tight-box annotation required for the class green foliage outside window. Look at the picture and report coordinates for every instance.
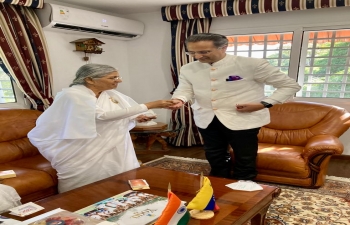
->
[302,41,349,98]
[0,70,15,103]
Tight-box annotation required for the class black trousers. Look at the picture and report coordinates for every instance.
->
[198,116,260,180]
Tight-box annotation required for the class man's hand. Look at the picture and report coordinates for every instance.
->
[167,99,184,110]
[236,103,265,112]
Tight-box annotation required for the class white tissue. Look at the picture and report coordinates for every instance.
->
[137,120,157,126]
[136,110,158,126]
[225,180,263,191]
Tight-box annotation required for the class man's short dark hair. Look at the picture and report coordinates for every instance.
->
[185,33,228,48]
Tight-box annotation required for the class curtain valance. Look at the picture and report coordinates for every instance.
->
[0,0,43,8]
[161,0,350,22]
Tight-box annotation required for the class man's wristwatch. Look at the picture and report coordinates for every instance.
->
[260,101,273,108]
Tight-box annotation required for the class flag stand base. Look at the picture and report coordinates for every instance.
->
[189,209,214,219]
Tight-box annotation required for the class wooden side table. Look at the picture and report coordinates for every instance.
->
[130,122,178,152]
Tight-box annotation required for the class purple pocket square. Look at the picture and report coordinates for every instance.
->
[226,75,242,81]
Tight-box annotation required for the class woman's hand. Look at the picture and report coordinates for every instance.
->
[144,100,176,109]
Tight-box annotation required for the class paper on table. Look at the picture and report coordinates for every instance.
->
[9,202,44,217]
[225,180,263,191]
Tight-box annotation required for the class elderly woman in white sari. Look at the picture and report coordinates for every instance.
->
[28,64,175,193]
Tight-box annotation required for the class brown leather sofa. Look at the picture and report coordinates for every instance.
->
[0,109,58,203]
[230,101,350,188]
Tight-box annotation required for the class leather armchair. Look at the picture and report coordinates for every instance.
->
[0,109,58,203]
[230,101,350,188]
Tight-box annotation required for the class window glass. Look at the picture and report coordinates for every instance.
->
[0,66,16,103]
[297,29,350,98]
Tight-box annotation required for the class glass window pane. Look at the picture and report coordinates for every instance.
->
[281,59,290,67]
[236,52,249,57]
[329,75,345,82]
[282,50,291,58]
[315,48,330,57]
[267,59,278,66]
[313,58,328,66]
[346,83,350,91]
[251,51,264,58]
[332,48,348,56]
[0,67,16,103]
[251,44,264,50]
[298,28,350,98]
[331,57,346,65]
[237,45,249,52]
[266,51,280,58]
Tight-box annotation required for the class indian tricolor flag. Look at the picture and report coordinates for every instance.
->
[154,191,190,225]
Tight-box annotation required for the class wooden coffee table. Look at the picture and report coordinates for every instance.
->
[6,167,280,225]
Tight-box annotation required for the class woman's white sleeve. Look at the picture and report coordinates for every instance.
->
[96,104,148,120]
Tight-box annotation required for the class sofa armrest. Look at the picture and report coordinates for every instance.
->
[302,134,344,159]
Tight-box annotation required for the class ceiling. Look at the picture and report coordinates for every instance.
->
[51,0,209,15]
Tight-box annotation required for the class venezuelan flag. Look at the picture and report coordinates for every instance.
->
[187,176,220,211]
[154,191,190,225]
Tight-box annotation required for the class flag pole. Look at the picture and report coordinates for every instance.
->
[200,172,203,189]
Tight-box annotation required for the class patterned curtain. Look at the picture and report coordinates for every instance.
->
[0,0,43,8]
[166,18,211,147]
[162,0,350,21]
[0,3,53,110]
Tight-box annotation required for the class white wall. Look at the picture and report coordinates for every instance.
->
[44,31,131,95]
[125,12,174,123]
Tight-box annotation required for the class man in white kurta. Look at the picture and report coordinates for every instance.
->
[170,33,301,180]
[28,85,148,193]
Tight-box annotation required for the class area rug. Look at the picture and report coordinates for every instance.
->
[144,155,350,225]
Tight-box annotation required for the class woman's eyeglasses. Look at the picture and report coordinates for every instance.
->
[110,77,122,81]
[105,77,123,81]
[91,77,123,81]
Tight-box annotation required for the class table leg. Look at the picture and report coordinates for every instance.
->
[250,205,268,225]
[146,134,157,150]
[250,188,281,225]
[131,131,177,152]
[157,132,177,150]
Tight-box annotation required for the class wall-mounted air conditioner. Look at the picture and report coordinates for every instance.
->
[35,3,144,41]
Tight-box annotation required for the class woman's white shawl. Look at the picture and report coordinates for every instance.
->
[28,85,148,193]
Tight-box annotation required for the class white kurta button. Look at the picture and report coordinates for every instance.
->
[211,99,216,101]
[213,108,218,110]
[211,88,217,91]
[211,78,217,81]
[210,68,216,71]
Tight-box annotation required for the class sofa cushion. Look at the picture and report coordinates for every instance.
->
[257,143,310,178]
[7,155,57,185]
[0,109,41,142]
[0,165,55,197]
[0,139,39,164]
